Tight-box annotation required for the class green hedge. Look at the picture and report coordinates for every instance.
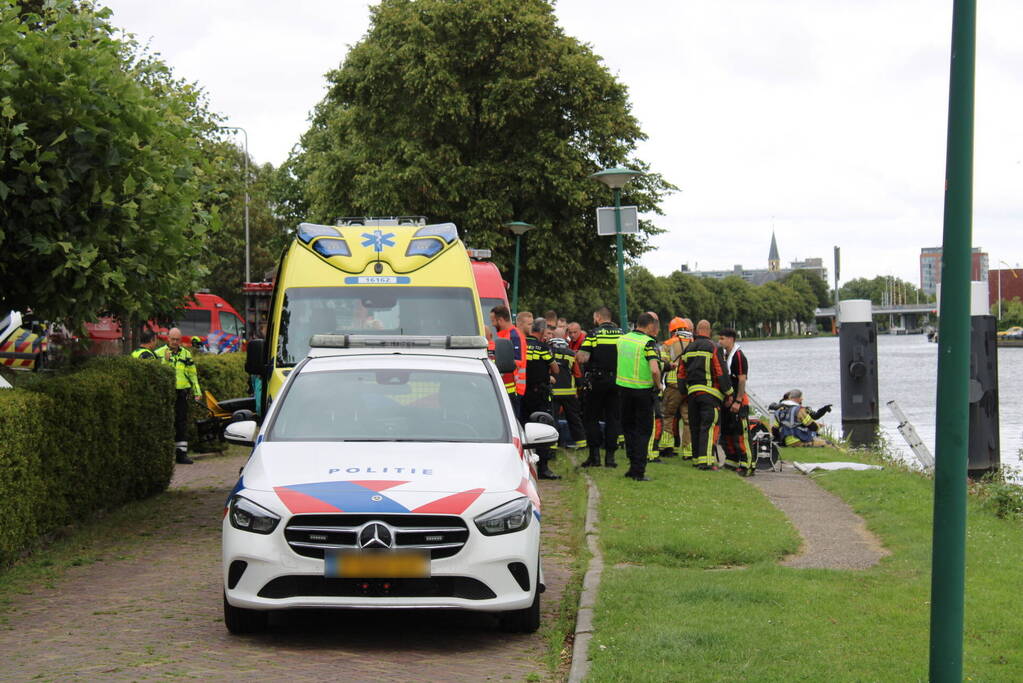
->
[0,352,251,565]
[187,352,250,450]
[0,357,175,566]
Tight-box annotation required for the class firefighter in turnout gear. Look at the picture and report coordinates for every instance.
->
[616,312,662,481]
[155,327,202,464]
[523,318,561,479]
[550,330,586,450]
[717,328,754,475]
[131,329,159,360]
[577,306,622,468]
[660,317,693,458]
[677,320,733,470]
[647,341,671,462]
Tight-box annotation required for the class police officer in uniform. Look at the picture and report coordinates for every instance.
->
[616,312,662,481]
[577,306,622,468]
[155,327,202,465]
[549,329,586,450]
[522,319,560,479]
[131,329,159,360]
[678,320,733,471]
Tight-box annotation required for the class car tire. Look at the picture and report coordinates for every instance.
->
[223,591,268,634]
[499,562,541,633]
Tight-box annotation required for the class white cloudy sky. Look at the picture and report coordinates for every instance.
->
[99,0,1023,285]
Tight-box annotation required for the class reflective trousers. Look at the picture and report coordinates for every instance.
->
[521,389,554,472]
[553,394,586,447]
[583,373,620,460]
[661,384,691,453]
[620,387,654,477]
[174,389,190,453]
[721,404,753,470]
[688,392,721,467]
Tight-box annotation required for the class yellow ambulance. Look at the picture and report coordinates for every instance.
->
[248,218,484,410]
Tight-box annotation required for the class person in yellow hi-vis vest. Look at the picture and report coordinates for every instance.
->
[616,312,661,481]
[155,328,202,465]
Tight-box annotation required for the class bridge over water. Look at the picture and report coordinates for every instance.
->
[815,303,938,330]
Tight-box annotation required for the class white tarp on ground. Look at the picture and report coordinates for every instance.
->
[793,461,883,474]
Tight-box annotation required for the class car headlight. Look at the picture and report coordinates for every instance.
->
[474,497,532,536]
[229,496,281,534]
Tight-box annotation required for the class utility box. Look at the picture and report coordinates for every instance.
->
[968,282,1000,476]
[839,299,879,435]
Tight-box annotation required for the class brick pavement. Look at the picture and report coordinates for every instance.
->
[0,451,576,681]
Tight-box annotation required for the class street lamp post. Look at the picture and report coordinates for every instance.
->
[505,221,535,316]
[590,167,643,326]
[996,260,1017,321]
[218,126,251,283]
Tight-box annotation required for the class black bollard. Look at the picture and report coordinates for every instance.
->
[839,299,879,445]
[968,282,999,477]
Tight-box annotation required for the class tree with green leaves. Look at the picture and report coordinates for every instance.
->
[199,141,292,312]
[0,1,220,328]
[839,276,927,305]
[281,0,674,306]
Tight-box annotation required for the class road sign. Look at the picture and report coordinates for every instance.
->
[596,206,639,236]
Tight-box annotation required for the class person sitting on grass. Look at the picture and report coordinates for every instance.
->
[773,389,831,447]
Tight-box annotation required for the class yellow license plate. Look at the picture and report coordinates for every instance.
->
[325,551,430,579]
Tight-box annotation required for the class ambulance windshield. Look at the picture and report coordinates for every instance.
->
[276,286,480,365]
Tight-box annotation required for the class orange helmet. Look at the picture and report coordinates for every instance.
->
[669,317,686,332]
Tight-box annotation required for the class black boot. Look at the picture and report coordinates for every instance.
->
[176,448,194,465]
[581,451,601,467]
[604,452,617,468]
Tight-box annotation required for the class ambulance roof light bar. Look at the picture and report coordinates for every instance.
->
[466,248,492,259]
[309,334,487,350]
[335,216,427,227]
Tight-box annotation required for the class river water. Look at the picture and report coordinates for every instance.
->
[738,335,1023,470]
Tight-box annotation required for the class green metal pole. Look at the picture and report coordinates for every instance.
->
[614,187,628,327]
[930,1,975,680]
[512,234,522,316]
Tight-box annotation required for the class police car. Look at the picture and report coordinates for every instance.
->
[221,334,557,634]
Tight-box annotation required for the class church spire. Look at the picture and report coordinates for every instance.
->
[768,231,780,272]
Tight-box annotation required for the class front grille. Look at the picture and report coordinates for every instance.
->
[258,575,496,600]
[284,514,470,560]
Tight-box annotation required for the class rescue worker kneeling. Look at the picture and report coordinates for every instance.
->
[774,390,830,447]
[523,318,561,479]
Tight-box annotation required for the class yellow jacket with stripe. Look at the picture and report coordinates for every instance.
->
[155,345,202,397]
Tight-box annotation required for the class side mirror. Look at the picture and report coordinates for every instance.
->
[245,339,265,376]
[493,336,515,374]
[224,420,259,447]
[522,422,559,449]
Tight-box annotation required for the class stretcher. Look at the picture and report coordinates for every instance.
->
[196,391,256,445]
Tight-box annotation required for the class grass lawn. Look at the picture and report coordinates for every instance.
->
[585,449,1023,681]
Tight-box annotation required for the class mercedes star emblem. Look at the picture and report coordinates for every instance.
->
[358,522,394,550]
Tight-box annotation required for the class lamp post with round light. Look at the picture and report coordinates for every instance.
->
[218,125,251,283]
[505,221,535,316]
[590,167,643,326]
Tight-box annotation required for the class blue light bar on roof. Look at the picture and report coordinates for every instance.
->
[413,223,458,244]
[312,237,352,258]
[405,239,443,258]
[297,223,341,243]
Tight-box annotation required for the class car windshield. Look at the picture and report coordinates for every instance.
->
[478,297,505,329]
[174,308,211,338]
[277,286,480,365]
[269,368,508,443]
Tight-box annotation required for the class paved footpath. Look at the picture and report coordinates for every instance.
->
[0,452,574,682]
[747,466,889,569]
